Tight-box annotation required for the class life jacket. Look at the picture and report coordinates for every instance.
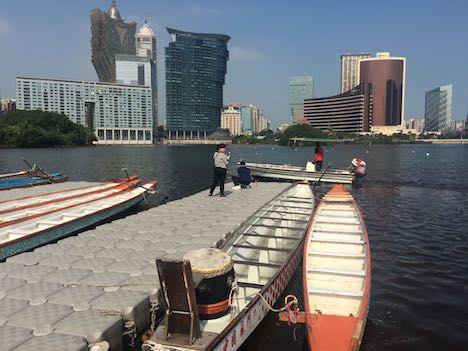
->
[352,158,366,175]
[315,147,324,161]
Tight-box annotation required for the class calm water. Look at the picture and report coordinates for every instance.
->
[1,144,467,350]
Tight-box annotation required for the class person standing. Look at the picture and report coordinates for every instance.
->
[312,142,324,171]
[209,144,230,197]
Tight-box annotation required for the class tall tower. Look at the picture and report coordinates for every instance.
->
[359,52,406,130]
[136,19,156,60]
[136,19,158,129]
[289,76,314,124]
[341,53,372,93]
[90,1,136,82]
[424,85,452,132]
[165,28,230,137]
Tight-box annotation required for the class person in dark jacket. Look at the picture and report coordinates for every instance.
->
[209,144,230,197]
[232,161,252,189]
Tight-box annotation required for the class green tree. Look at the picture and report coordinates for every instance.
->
[0,110,97,147]
[278,124,326,145]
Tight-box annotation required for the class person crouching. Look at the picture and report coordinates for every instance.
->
[232,161,252,190]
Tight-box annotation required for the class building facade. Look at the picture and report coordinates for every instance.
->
[221,106,242,136]
[304,85,368,133]
[16,77,153,144]
[0,99,16,114]
[240,105,253,133]
[341,53,372,93]
[165,27,230,137]
[289,76,314,124]
[90,1,136,83]
[359,52,406,133]
[424,84,452,132]
[258,114,269,132]
[405,118,424,133]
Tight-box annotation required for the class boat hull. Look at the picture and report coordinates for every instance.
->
[303,185,371,351]
[247,164,354,184]
[211,238,304,351]
[0,190,147,261]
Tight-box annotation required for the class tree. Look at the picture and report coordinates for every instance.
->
[278,124,326,145]
[0,110,97,147]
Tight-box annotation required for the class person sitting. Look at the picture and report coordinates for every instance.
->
[232,161,252,190]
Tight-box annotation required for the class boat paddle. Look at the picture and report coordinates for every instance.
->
[22,158,52,183]
[312,164,330,191]
[121,168,160,196]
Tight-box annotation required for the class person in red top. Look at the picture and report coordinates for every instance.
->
[312,142,324,171]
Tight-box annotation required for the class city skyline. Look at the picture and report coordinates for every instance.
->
[0,0,467,128]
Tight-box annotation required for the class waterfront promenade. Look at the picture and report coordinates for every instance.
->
[0,181,289,350]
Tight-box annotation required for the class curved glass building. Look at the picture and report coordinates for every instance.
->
[304,85,370,133]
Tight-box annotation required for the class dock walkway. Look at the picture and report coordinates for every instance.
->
[0,182,289,350]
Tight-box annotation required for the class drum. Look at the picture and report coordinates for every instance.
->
[184,248,235,319]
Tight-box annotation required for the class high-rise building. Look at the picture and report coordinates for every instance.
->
[258,114,269,132]
[304,84,368,133]
[136,19,156,60]
[90,1,136,82]
[424,84,452,132]
[359,52,406,133]
[289,76,314,124]
[221,106,242,136]
[341,53,372,93]
[241,105,253,133]
[16,77,153,145]
[165,27,230,138]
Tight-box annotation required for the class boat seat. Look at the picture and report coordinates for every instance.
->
[307,267,366,277]
[316,219,359,225]
[313,228,362,234]
[308,287,364,298]
[309,237,364,244]
[308,250,365,258]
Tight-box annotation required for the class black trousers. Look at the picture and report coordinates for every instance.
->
[232,176,250,187]
[210,167,227,195]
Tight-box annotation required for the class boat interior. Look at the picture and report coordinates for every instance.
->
[305,191,368,317]
[0,183,150,245]
[153,183,314,349]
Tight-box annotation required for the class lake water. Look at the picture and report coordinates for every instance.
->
[1,143,467,350]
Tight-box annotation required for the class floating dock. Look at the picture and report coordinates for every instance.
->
[0,182,290,350]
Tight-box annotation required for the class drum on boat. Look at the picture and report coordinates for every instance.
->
[184,248,235,319]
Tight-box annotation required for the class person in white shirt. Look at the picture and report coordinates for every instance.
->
[209,144,230,197]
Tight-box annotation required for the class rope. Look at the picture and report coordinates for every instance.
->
[256,293,299,325]
[150,301,159,332]
[96,309,137,348]
[142,340,188,351]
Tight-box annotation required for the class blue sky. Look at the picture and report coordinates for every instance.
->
[0,0,466,128]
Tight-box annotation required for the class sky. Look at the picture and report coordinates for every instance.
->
[0,0,467,129]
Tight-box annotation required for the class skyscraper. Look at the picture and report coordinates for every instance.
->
[289,76,314,124]
[90,1,136,82]
[359,52,406,133]
[424,84,452,132]
[341,53,372,93]
[165,28,230,138]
